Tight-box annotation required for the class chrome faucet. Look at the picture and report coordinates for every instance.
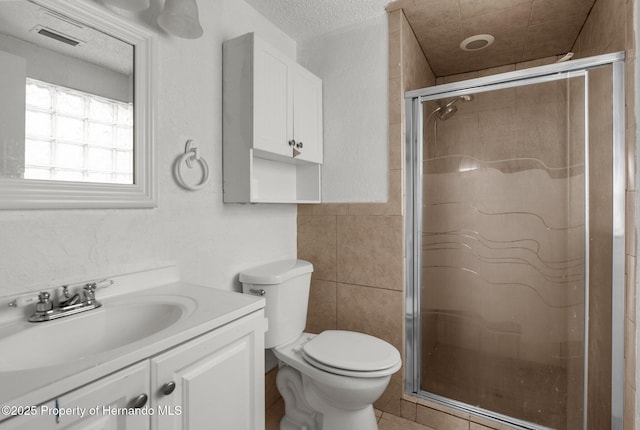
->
[29,281,106,322]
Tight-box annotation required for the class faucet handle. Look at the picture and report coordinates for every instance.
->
[83,283,97,303]
[36,292,52,312]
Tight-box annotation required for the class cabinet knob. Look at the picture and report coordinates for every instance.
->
[129,393,148,409]
[296,142,303,149]
[288,139,296,147]
[161,381,176,395]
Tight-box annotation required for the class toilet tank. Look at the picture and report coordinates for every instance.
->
[239,260,313,348]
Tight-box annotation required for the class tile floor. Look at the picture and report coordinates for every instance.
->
[266,399,437,430]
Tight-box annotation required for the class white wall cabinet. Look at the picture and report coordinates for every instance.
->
[223,32,323,203]
[0,311,265,430]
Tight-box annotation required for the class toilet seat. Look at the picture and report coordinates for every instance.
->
[300,330,401,378]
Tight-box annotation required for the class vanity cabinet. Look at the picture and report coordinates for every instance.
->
[151,310,265,430]
[0,310,265,430]
[0,362,150,429]
[223,32,323,203]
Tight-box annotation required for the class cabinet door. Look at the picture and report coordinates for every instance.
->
[0,362,150,430]
[151,311,266,430]
[292,66,323,164]
[253,41,292,158]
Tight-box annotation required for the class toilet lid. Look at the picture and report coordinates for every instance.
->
[302,330,400,372]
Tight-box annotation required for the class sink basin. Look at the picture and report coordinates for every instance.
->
[0,296,195,371]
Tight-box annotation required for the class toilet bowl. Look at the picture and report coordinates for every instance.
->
[240,260,401,430]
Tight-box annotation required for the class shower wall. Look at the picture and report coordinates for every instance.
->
[571,0,636,428]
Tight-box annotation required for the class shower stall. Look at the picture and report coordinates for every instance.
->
[404,53,625,430]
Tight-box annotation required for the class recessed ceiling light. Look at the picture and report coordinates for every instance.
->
[460,34,495,51]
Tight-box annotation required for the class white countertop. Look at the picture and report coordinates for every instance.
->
[0,267,265,418]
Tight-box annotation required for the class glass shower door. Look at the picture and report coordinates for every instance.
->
[418,74,587,430]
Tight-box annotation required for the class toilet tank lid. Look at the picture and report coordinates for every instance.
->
[239,259,313,285]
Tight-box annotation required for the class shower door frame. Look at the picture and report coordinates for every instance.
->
[404,52,626,430]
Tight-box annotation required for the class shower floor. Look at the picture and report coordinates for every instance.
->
[422,343,569,429]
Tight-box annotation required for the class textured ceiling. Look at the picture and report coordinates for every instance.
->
[386,0,595,76]
[243,0,389,41]
[0,1,132,75]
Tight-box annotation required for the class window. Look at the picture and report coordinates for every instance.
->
[24,78,134,184]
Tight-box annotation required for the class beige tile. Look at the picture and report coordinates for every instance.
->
[523,17,583,60]
[265,397,285,430]
[375,408,384,422]
[297,215,336,281]
[375,371,403,415]
[312,203,349,216]
[337,216,403,290]
[626,255,636,323]
[626,191,636,257]
[388,9,402,34]
[389,77,403,125]
[470,423,496,430]
[389,30,401,80]
[477,63,516,78]
[297,204,315,216]
[416,405,469,430]
[625,317,636,389]
[514,55,559,70]
[626,126,635,192]
[624,381,636,430]
[462,2,531,38]
[416,396,471,420]
[389,122,403,171]
[459,0,531,19]
[305,279,337,334]
[400,399,418,421]
[529,0,593,26]
[337,283,404,349]
[265,367,281,409]
[379,411,436,430]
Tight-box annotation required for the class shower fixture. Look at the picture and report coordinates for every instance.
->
[430,95,473,121]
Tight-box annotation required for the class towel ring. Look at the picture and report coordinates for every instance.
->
[174,140,210,191]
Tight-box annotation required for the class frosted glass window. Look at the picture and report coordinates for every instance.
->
[116,150,132,172]
[56,91,84,116]
[88,122,113,146]
[25,111,51,137]
[26,82,51,109]
[55,143,84,168]
[89,99,114,122]
[87,147,112,170]
[56,116,84,142]
[23,78,134,184]
[25,139,51,165]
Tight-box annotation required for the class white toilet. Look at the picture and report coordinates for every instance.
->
[240,259,401,430]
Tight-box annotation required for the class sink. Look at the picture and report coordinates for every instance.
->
[0,296,195,371]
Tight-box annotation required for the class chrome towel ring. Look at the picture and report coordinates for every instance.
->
[174,139,210,191]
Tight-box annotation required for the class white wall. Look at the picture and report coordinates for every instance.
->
[0,50,26,179]
[0,0,298,295]
[297,15,388,202]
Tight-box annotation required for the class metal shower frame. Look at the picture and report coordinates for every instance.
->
[404,51,626,430]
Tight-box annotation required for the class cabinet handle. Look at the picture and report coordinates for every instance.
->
[161,381,176,395]
[288,139,296,147]
[129,393,148,409]
[296,142,303,149]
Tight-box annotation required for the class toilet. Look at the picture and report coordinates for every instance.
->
[240,259,401,430]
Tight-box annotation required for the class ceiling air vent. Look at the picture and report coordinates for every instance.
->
[34,26,81,47]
